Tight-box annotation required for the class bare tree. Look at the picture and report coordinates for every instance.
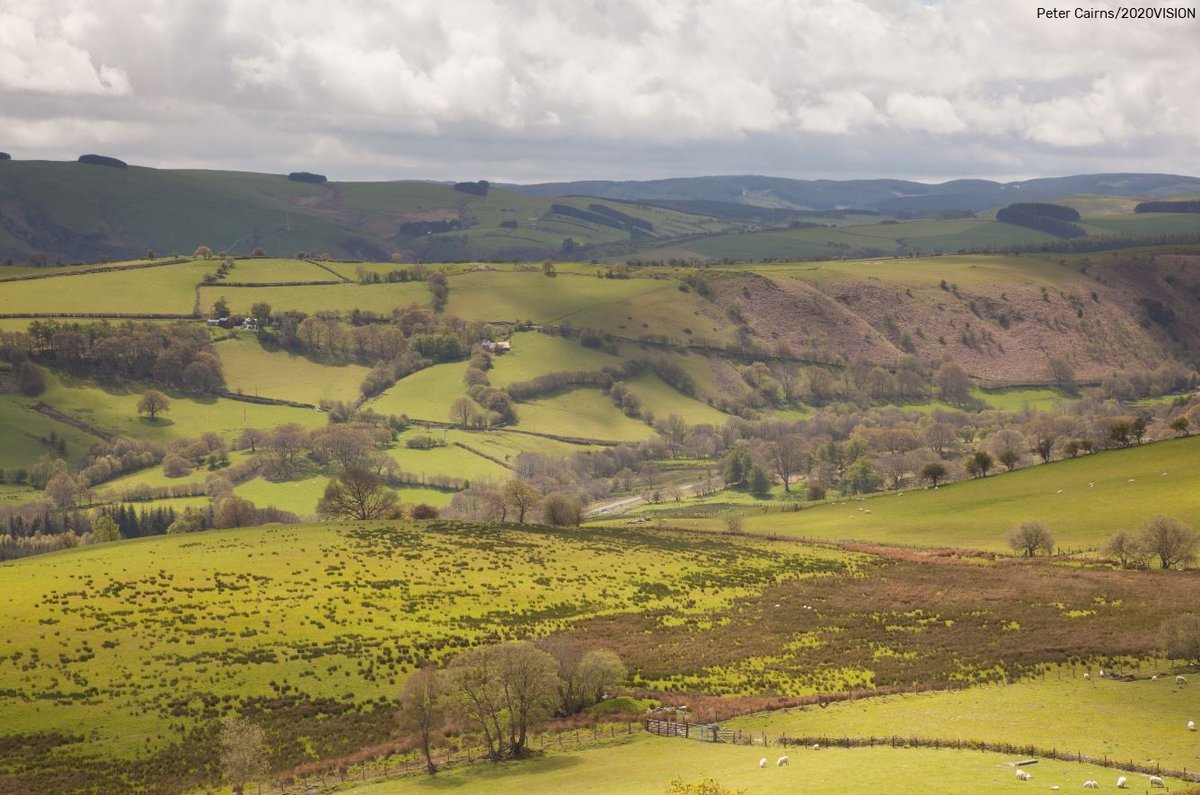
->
[1008,520,1055,557]
[1102,530,1148,569]
[317,466,399,520]
[398,667,446,774]
[449,397,475,429]
[1159,614,1200,664]
[537,639,626,715]
[447,641,559,759]
[764,435,806,493]
[1137,515,1198,570]
[503,479,542,523]
[219,715,268,795]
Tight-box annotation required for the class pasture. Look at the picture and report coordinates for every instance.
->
[705,436,1200,552]
[514,388,657,441]
[731,672,1200,773]
[198,281,429,316]
[216,336,370,405]
[0,521,851,791]
[349,735,1191,794]
[444,270,668,324]
[0,259,212,315]
[0,392,101,468]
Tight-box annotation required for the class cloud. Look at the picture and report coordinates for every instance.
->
[0,0,1197,181]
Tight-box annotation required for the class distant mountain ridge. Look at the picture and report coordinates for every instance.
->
[503,173,1200,215]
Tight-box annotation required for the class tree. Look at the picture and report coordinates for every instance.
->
[748,465,772,498]
[503,479,542,523]
[237,427,266,453]
[1159,613,1200,664]
[447,641,559,760]
[44,472,80,509]
[1136,515,1198,570]
[965,450,993,478]
[137,390,170,421]
[219,715,268,795]
[1170,415,1190,437]
[537,638,626,715]
[997,448,1021,471]
[399,666,446,774]
[934,361,972,407]
[1008,520,1054,557]
[722,443,752,488]
[193,245,213,260]
[541,493,583,526]
[449,397,475,428]
[1047,356,1077,394]
[212,296,230,319]
[90,515,121,543]
[250,302,272,329]
[1102,530,1148,569]
[920,462,948,488]
[215,496,256,529]
[764,435,806,493]
[166,508,205,535]
[317,465,399,520]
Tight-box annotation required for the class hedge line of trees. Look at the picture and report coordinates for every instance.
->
[1134,199,1200,213]
[995,203,1086,238]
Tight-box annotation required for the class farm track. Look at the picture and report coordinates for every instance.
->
[31,401,114,440]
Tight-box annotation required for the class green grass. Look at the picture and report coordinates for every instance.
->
[0,522,847,771]
[198,282,429,316]
[0,259,212,315]
[38,371,327,445]
[514,388,657,441]
[624,372,728,426]
[388,441,511,484]
[99,452,254,495]
[368,362,470,422]
[728,437,1200,551]
[978,387,1074,412]
[731,670,1200,772]
[0,392,102,468]
[216,336,370,405]
[444,271,669,323]
[215,258,338,283]
[486,332,623,387]
[347,735,1188,794]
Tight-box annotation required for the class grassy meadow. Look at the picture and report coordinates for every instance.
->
[216,335,370,405]
[349,736,1191,794]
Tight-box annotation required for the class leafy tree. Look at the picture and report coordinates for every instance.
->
[1136,515,1198,570]
[137,390,170,421]
[839,459,881,495]
[250,302,272,329]
[1008,520,1054,557]
[90,515,121,543]
[934,361,972,407]
[503,479,542,523]
[447,641,559,759]
[193,245,213,260]
[44,472,80,509]
[219,715,268,795]
[212,296,230,319]
[215,496,256,529]
[1170,415,1190,437]
[317,466,399,520]
[1102,530,1148,569]
[537,638,625,715]
[1158,613,1200,664]
[920,462,948,487]
[399,666,446,774]
[166,508,205,535]
[997,448,1021,471]
[541,493,583,526]
[722,443,752,488]
[965,450,993,478]
[748,465,772,498]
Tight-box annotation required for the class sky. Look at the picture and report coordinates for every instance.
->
[1,0,1198,184]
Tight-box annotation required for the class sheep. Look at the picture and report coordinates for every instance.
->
[1051,787,1060,792]
[1177,675,1188,685]
[1188,720,1196,731]
[777,755,789,767]
[1116,775,1128,788]
[1015,768,1032,780]
[1149,775,1165,787]
[1056,489,1064,494]
[1083,672,1090,680]
[1152,675,1158,681]
[811,743,821,751]
[1083,782,1098,789]
[759,758,768,769]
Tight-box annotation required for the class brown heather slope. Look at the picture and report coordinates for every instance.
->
[713,252,1200,382]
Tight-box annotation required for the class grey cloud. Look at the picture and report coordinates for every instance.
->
[0,0,1197,181]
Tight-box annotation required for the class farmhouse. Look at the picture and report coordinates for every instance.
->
[481,339,511,353]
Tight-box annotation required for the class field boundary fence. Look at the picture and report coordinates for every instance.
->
[642,720,1200,783]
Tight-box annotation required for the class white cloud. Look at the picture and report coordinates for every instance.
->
[0,0,1197,180]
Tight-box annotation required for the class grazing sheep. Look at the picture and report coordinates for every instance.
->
[1128,478,1135,483]
[1051,787,1060,792]
[777,755,789,767]
[1177,675,1188,685]
[1152,675,1158,681]
[1188,720,1195,731]
[1083,782,1098,789]
[1083,672,1090,680]
[1056,489,1064,494]
[759,758,768,769]
[1149,775,1165,787]
[1088,482,1094,488]
[1116,775,1128,788]
[1099,669,1106,678]
[1016,768,1032,780]
[811,743,821,751]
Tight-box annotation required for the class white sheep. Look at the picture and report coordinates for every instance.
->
[1051,787,1060,792]
[758,757,768,769]
[1152,675,1158,681]
[1149,775,1165,788]
[1177,674,1188,685]
[1116,775,1128,788]
[1188,720,1195,731]
[811,743,821,751]
[1083,672,1090,680]
[1083,782,1098,789]
[1015,768,1031,780]
[777,755,789,767]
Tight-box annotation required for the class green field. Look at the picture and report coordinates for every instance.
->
[0,393,102,468]
[349,735,1189,794]
[369,361,469,422]
[486,332,623,386]
[388,441,511,484]
[38,372,326,444]
[199,281,430,316]
[444,271,669,323]
[0,521,850,790]
[515,388,657,441]
[732,671,1200,772]
[725,437,1200,551]
[0,260,212,315]
[216,336,370,405]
